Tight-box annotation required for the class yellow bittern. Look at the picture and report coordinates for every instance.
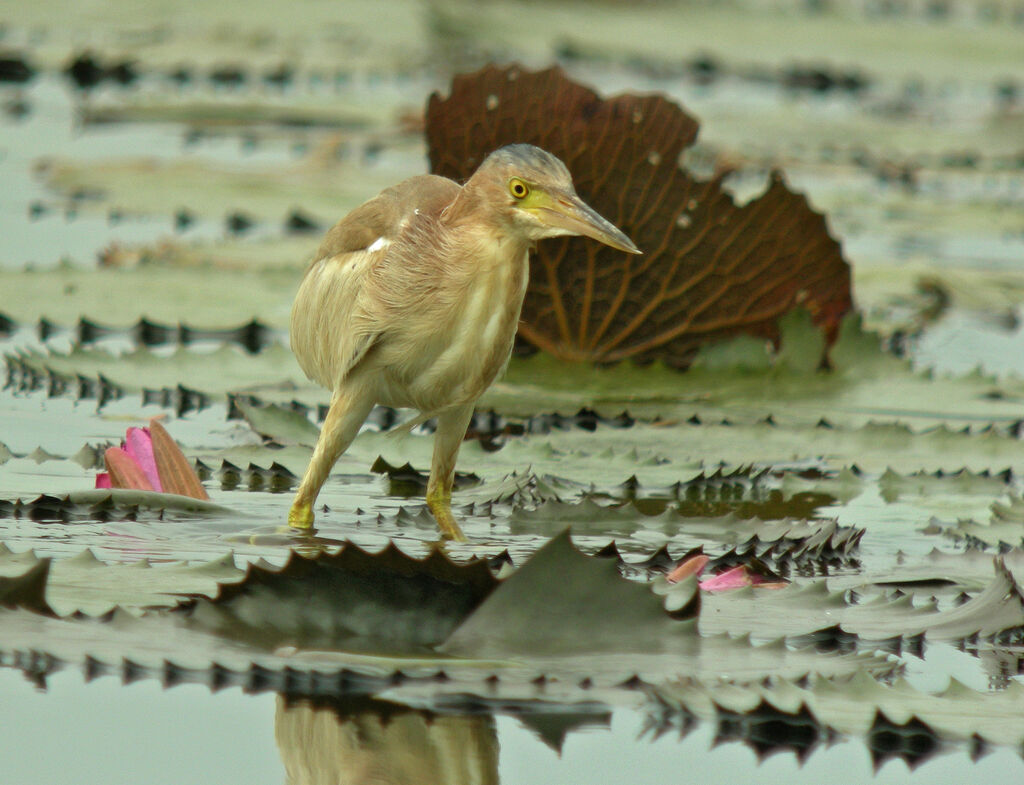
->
[288,144,640,540]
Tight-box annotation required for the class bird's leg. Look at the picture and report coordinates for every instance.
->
[288,388,374,529]
[425,403,475,542]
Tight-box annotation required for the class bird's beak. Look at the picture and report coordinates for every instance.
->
[535,193,642,254]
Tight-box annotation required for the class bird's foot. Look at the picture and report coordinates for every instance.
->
[288,500,315,529]
[426,490,467,542]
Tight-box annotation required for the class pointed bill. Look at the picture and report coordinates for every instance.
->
[536,195,641,254]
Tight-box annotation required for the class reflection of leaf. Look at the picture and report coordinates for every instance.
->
[515,710,612,753]
[866,713,939,770]
[427,65,852,366]
[657,670,1024,750]
[712,702,822,762]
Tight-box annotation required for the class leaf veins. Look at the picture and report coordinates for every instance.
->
[426,64,853,367]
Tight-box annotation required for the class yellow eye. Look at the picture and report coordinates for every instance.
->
[509,178,529,199]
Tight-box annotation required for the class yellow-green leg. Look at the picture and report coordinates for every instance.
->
[289,389,374,529]
[425,403,474,542]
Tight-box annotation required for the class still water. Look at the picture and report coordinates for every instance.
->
[2,666,1022,785]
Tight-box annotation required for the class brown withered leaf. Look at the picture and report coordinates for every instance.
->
[426,65,853,367]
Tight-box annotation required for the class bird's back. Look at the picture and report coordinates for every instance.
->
[290,174,461,390]
[312,175,459,261]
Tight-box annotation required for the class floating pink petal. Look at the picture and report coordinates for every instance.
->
[95,420,208,500]
[699,566,754,591]
[103,446,156,491]
[667,554,709,584]
[669,554,790,593]
[123,427,162,492]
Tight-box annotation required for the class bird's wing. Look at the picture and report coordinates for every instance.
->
[290,247,380,389]
[290,175,460,390]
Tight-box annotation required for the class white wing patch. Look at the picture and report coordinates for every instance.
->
[367,236,389,253]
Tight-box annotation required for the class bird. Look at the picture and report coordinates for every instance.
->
[288,143,640,541]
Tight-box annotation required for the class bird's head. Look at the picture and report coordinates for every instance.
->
[470,144,641,254]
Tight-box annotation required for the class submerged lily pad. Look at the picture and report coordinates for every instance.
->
[182,540,497,653]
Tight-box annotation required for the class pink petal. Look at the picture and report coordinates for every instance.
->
[147,418,209,500]
[123,427,162,492]
[750,577,789,590]
[104,447,156,491]
[699,566,753,592]
[95,473,112,489]
[667,554,709,584]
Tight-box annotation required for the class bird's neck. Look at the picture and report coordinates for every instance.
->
[442,178,505,229]
[442,183,529,264]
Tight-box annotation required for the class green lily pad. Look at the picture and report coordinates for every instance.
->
[0,545,242,616]
[701,557,1024,642]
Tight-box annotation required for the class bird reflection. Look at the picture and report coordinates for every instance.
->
[274,695,498,785]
